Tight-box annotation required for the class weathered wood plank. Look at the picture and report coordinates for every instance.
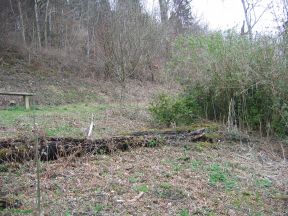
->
[0,92,35,96]
[0,92,35,109]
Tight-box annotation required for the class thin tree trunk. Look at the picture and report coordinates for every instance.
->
[49,8,52,32]
[17,0,26,47]
[159,0,168,24]
[241,0,253,40]
[44,0,50,48]
[9,0,15,15]
[65,23,68,52]
[59,9,66,49]
[87,0,91,58]
[34,0,42,49]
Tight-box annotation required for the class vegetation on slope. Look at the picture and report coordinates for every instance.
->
[150,31,288,137]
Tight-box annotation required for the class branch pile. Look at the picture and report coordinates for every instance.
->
[0,128,209,163]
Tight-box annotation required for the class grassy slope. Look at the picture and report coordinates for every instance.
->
[0,47,171,139]
[0,102,150,139]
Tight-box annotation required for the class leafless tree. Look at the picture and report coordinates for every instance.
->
[240,0,272,40]
[98,1,161,97]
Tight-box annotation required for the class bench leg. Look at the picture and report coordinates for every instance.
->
[23,96,30,109]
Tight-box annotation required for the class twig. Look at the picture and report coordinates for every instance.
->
[128,192,144,202]
[116,192,145,203]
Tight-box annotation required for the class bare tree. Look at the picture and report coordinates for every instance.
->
[0,0,164,81]
[240,0,272,40]
[100,1,161,98]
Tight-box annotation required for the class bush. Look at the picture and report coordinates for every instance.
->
[157,31,288,136]
[149,92,201,126]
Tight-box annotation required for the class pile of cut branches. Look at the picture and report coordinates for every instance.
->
[0,128,209,163]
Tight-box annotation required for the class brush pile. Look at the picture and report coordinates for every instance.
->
[0,128,209,163]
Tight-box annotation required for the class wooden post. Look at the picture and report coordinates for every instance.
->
[24,95,30,109]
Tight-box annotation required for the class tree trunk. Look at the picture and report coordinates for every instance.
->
[159,0,168,24]
[241,0,253,40]
[44,0,50,48]
[17,0,26,47]
[34,0,42,49]
[86,0,91,58]
[9,0,15,15]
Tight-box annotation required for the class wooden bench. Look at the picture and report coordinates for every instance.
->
[0,92,35,109]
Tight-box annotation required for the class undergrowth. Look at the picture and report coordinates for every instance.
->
[150,31,288,136]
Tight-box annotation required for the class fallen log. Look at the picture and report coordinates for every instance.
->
[0,128,209,163]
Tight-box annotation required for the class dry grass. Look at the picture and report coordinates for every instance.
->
[1,140,287,215]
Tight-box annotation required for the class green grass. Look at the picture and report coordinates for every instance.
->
[132,184,149,193]
[0,102,141,138]
[178,208,189,216]
[3,209,34,214]
[190,159,203,171]
[255,178,272,188]
[129,176,140,183]
[65,211,72,216]
[208,163,237,190]
[94,203,105,214]
[0,103,109,124]
[45,125,82,137]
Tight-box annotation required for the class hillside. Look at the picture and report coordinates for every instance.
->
[0,46,169,107]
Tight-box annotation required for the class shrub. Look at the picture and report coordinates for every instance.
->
[158,30,288,136]
[149,92,201,126]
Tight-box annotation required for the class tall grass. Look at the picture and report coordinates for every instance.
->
[152,31,288,136]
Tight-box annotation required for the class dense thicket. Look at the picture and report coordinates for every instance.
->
[150,31,288,136]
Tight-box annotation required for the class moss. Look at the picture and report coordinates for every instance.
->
[191,121,220,131]
[0,148,12,160]
[205,132,223,140]
[195,142,220,152]
[230,190,265,212]
[16,145,29,154]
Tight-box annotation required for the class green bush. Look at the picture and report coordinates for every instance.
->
[149,92,201,126]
